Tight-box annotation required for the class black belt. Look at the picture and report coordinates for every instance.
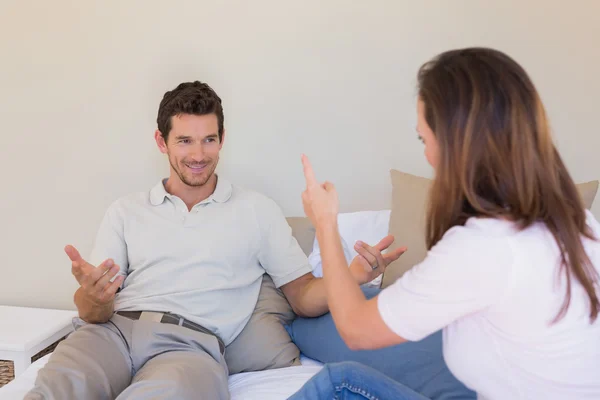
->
[116,311,224,354]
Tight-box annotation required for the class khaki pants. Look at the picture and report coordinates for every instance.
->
[24,314,229,400]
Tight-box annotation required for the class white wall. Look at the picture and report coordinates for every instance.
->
[1,0,599,310]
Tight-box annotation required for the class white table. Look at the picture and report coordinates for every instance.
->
[0,305,77,378]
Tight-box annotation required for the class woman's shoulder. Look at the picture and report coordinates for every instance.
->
[584,209,600,236]
[438,211,600,263]
[441,216,519,244]
[432,217,525,276]
[430,218,516,269]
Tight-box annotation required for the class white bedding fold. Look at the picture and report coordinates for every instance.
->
[0,355,323,400]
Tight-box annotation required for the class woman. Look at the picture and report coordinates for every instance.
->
[290,48,600,399]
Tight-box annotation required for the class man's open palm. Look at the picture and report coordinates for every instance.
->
[65,245,123,305]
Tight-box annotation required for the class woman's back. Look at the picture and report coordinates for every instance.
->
[291,47,599,400]
[441,212,600,399]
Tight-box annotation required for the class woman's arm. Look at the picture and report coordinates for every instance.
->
[301,156,513,350]
[300,154,407,350]
[317,220,407,350]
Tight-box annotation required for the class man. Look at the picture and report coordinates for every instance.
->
[25,81,402,400]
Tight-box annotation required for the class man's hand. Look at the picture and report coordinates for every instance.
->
[349,235,407,285]
[66,245,124,306]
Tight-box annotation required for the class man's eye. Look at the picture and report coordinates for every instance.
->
[417,135,425,144]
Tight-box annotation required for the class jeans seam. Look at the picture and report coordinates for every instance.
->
[335,383,379,400]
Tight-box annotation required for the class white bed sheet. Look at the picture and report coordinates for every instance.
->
[0,355,323,400]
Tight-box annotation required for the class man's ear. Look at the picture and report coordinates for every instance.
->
[219,129,226,149]
[219,129,227,150]
[155,130,168,154]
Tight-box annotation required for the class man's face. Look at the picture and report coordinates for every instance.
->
[155,113,224,187]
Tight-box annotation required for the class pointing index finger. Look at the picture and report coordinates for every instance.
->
[301,154,318,188]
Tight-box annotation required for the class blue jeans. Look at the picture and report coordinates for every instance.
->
[286,287,474,400]
[288,361,430,399]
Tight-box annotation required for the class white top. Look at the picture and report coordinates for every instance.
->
[0,306,77,352]
[89,177,311,345]
[378,211,600,400]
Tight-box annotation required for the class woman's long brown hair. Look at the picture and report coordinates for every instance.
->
[418,47,599,322]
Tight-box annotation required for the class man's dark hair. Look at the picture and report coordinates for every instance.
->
[157,81,224,142]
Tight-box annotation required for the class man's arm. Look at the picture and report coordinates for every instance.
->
[67,245,123,323]
[280,273,328,317]
[74,287,115,323]
[68,200,128,323]
[255,191,403,318]
[280,236,405,318]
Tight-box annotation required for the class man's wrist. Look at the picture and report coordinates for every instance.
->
[74,287,114,323]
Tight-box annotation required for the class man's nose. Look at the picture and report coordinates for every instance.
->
[188,144,205,161]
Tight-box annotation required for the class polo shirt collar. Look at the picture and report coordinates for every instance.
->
[210,176,233,203]
[149,176,232,206]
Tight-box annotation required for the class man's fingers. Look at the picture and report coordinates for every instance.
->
[71,263,84,282]
[94,263,120,293]
[301,154,319,188]
[65,245,84,264]
[73,258,112,288]
[66,244,95,276]
[71,253,92,285]
[79,273,93,290]
[89,259,114,283]
[101,275,124,301]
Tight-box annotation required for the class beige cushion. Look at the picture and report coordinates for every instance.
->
[225,218,314,373]
[381,170,432,288]
[224,274,301,374]
[577,180,599,210]
[382,169,599,288]
[286,216,315,256]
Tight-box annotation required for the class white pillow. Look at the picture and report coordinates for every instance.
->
[308,210,392,287]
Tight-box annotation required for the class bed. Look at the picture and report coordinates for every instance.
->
[0,211,391,399]
[0,354,323,399]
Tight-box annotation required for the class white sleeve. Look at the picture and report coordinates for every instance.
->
[377,225,514,341]
[89,201,129,283]
[255,196,312,288]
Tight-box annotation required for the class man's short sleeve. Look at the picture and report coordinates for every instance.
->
[89,201,129,282]
[377,225,514,341]
[254,197,312,288]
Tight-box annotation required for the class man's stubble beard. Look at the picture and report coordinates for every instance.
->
[169,154,219,188]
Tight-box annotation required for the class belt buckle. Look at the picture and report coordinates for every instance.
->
[162,311,184,326]
[139,311,164,323]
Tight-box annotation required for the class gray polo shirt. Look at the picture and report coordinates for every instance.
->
[89,177,311,345]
